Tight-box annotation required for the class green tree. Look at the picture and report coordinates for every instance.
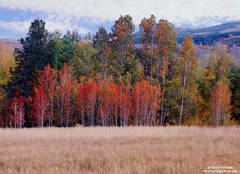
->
[178,35,200,125]
[154,19,177,125]
[228,65,240,123]
[139,15,156,81]
[208,44,233,84]
[93,27,112,81]
[70,41,98,80]
[197,44,233,125]
[110,15,143,84]
[49,31,76,70]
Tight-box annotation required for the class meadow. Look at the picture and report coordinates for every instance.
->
[0,126,239,174]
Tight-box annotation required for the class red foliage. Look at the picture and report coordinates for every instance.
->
[6,93,25,128]
[33,85,47,127]
[58,63,72,126]
[82,81,98,126]
[2,64,163,128]
[33,64,57,127]
[117,83,131,126]
[132,79,161,126]
[98,81,114,126]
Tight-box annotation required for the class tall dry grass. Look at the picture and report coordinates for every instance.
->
[0,126,239,174]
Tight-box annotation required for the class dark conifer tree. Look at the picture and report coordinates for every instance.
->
[8,19,50,97]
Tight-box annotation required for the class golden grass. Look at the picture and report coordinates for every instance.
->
[0,126,239,174]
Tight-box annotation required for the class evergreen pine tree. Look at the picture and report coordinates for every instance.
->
[8,19,50,97]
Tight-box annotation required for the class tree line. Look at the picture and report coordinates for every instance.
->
[0,15,239,127]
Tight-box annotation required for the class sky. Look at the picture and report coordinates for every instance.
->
[0,0,240,39]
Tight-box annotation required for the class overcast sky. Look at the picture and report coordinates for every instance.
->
[0,0,240,38]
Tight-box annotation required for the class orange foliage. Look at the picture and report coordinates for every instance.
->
[210,81,232,126]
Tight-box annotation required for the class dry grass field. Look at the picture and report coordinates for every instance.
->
[0,126,239,174]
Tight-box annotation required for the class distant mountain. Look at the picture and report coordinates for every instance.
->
[0,38,21,49]
[134,21,240,46]
[176,21,240,45]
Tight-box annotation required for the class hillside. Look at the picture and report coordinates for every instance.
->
[134,21,240,46]
[176,21,240,45]
[134,22,240,66]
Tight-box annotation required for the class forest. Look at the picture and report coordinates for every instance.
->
[0,14,240,128]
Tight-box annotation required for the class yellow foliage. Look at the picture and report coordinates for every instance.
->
[0,42,15,72]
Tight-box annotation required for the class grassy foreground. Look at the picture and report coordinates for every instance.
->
[0,126,239,174]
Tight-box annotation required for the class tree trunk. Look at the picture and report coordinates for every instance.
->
[160,76,166,125]
[179,62,188,125]
[14,103,17,128]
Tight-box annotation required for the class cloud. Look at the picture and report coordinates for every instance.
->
[0,20,30,33]
[0,18,89,35]
[45,19,89,34]
[0,0,240,32]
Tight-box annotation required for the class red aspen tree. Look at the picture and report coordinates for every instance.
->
[77,83,86,126]
[83,81,98,126]
[98,81,113,126]
[58,63,72,127]
[9,94,25,128]
[210,81,231,126]
[33,86,47,127]
[117,83,131,126]
[132,79,161,126]
[38,64,57,126]
[108,82,119,126]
